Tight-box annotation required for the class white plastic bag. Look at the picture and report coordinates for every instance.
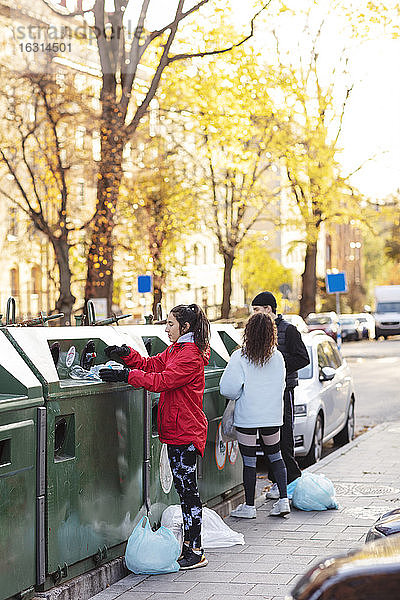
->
[69,361,123,381]
[292,472,339,511]
[160,505,184,548]
[125,516,180,574]
[221,399,237,442]
[202,507,245,548]
[161,505,245,548]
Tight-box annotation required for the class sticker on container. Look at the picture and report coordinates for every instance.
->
[159,443,173,494]
[227,440,239,464]
[65,346,76,368]
[215,422,227,470]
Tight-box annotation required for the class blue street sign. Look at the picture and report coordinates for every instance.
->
[326,272,347,294]
[138,275,152,293]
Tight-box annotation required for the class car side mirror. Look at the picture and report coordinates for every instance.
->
[319,366,336,381]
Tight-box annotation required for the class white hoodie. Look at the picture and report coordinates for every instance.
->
[219,348,286,428]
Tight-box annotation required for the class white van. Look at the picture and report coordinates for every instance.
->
[374,285,400,339]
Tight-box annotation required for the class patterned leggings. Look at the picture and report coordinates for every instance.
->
[167,443,202,549]
[236,426,288,506]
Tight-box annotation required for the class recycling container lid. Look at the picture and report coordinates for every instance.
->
[4,326,147,398]
[0,330,43,411]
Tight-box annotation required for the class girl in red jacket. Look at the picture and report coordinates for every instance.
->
[100,304,210,570]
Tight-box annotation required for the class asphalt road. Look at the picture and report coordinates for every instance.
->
[340,336,400,434]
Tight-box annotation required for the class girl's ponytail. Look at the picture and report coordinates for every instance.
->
[171,304,210,354]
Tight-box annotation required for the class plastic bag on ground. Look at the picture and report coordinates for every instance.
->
[125,516,180,574]
[292,472,339,511]
[161,505,245,549]
[287,477,301,499]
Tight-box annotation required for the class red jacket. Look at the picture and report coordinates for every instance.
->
[122,342,210,456]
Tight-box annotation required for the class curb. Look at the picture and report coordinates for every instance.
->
[32,558,130,600]
[307,422,388,472]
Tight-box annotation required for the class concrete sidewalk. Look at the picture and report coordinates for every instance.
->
[91,422,400,600]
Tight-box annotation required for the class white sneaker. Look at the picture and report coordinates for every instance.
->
[230,503,256,519]
[265,483,280,500]
[269,498,290,517]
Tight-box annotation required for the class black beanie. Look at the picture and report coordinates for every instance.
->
[251,291,277,312]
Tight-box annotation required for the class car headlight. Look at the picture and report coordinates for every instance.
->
[365,527,386,543]
[294,404,307,416]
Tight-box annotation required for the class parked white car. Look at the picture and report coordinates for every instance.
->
[293,331,356,465]
[283,314,309,334]
[352,313,376,340]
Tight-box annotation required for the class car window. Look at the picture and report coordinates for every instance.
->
[317,343,330,369]
[321,341,341,369]
[327,341,342,368]
[377,302,400,313]
[307,316,332,325]
[298,346,313,379]
[341,318,356,325]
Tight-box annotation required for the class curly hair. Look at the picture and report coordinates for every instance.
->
[242,312,277,366]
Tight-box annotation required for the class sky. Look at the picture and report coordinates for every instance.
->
[339,38,400,199]
[123,0,400,200]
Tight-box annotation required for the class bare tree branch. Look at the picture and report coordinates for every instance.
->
[21,133,45,217]
[94,1,113,87]
[120,0,151,113]
[0,149,52,237]
[343,151,387,180]
[35,78,69,223]
[167,1,272,64]
[0,187,32,219]
[125,0,185,136]
[333,83,354,145]
[41,0,92,17]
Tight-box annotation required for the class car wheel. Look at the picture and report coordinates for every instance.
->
[303,415,323,467]
[334,399,355,446]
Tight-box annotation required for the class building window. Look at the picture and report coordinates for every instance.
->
[149,98,159,137]
[55,72,65,92]
[74,73,86,92]
[193,244,199,265]
[75,126,86,150]
[77,179,85,204]
[31,266,41,295]
[7,206,18,240]
[123,142,132,160]
[92,131,101,161]
[10,268,19,297]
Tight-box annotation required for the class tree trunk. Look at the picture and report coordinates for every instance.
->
[84,96,124,314]
[221,252,235,319]
[52,237,75,325]
[152,278,163,319]
[299,241,317,319]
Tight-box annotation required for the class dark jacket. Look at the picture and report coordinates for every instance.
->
[122,342,209,456]
[275,315,310,389]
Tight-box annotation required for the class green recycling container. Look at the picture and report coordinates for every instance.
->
[3,326,148,589]
[211,323,243,356]
[117,326,179,525]
[118,324,243,513]
[0,332,44,600]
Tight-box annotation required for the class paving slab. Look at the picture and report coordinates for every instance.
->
[89,421,400,600]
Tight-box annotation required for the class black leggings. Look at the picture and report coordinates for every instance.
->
[267,388,301,484]
[236,426,288,506]
[167,443,202,549]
